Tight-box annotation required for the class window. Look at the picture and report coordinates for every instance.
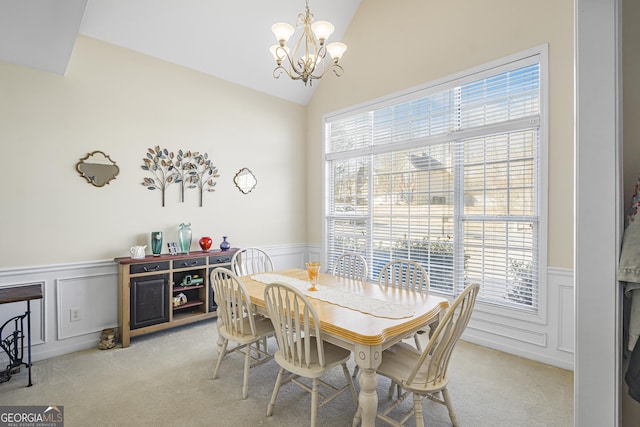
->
[324,48,546,312]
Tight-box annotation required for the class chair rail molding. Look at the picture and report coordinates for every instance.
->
[0,246,574,371]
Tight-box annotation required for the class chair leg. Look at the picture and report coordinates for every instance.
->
[387,380,401,399]
[267,367,285,417]
[414,332,423,352]
[310,377,319,427]
[352,405,361,427]
[242,342,251,399]
[212,339,228,379]
[254,336,264,354]
[353,365,360,378]
[387,380,395,399]
[441,387,458,427]
[215,317,224,349]
[341,363,358,402]
[413,392,425,426]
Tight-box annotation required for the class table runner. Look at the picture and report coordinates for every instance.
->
[250,273,414,319]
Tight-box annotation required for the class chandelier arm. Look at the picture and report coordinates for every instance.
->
[306,62,343,83]
[305,47,332,80]
[273,65,305,81]
[330,63,344,77]
[274,45,309,82]
[303,25,316,71]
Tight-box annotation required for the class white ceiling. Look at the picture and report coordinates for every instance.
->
[0,0,361,105]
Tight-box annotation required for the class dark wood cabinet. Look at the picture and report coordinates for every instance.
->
[116,249,237,347]
[130,273,170,330]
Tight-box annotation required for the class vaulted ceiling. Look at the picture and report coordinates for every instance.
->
[0,0,361,105]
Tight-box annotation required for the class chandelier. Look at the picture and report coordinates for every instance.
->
[270,0,347,86]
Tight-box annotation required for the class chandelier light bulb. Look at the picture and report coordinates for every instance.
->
[326,42,347,62]
[272,23,295,45]
[311,20,334,44]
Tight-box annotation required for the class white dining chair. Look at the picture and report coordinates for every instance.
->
[264,281,358,427]
[379,259,430,351]
[331,252,368,379]
[359,283,479,427]
[331,252,368,281]
[378,259,429,293]
[231,247,274,276]
[210,267,274,399]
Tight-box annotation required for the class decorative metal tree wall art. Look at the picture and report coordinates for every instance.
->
[141,147,177,207]
[141,147,220,207]
[173,150,197,202]
[190,152,220,207]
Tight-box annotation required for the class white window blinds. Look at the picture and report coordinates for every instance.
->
[325,52,544,312]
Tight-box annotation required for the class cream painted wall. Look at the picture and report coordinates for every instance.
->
[0,36,307,268]
[307,0,575,269]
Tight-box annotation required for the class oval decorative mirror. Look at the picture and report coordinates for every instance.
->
[76,151,120,187]
[234,168,257,194]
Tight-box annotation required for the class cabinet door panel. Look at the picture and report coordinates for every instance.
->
[130,274,170,329]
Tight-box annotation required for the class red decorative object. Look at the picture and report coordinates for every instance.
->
[198,236,213,251]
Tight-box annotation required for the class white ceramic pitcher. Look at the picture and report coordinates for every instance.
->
[130,245,147,259]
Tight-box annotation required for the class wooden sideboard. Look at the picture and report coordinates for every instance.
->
[115,249,237,347]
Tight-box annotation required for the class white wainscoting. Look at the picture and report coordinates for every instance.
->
[0,260,118,362]
[56,273,118,340]
[0,245,574,371]
[462,266,575,370]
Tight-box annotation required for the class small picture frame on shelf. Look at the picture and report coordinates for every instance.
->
[167,242,179,255]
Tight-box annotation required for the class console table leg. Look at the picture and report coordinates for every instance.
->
[27,300,32,387]
[0,284,42,387]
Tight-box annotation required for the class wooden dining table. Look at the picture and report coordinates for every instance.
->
[241,268,449,427]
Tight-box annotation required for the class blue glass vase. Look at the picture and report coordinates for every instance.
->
[178,223,192,254]
[219,236,230,251]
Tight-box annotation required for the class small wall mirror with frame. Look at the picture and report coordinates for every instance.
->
[234,167,257,194]
[76,151,120,187]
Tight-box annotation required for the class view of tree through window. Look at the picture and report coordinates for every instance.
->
[325,53,544,312]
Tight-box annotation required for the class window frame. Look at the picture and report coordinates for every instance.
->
[322,45,548,323]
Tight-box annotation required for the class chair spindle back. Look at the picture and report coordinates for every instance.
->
[407,283,479,389]
[378,259,429,294]
[331,252,368,281]
[231,247,275,276]
[264,282,325,369]
[210,268,256,337]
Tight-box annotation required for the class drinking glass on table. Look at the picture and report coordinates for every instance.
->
[306,262,321,291]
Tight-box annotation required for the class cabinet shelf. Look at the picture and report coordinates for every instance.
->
[115,248,238,347]
[173,300,204,311]
[173,284,204,293]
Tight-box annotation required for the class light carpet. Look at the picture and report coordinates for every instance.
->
[0,319,573,426]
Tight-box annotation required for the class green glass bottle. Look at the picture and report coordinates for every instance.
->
[151,231,163,256]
